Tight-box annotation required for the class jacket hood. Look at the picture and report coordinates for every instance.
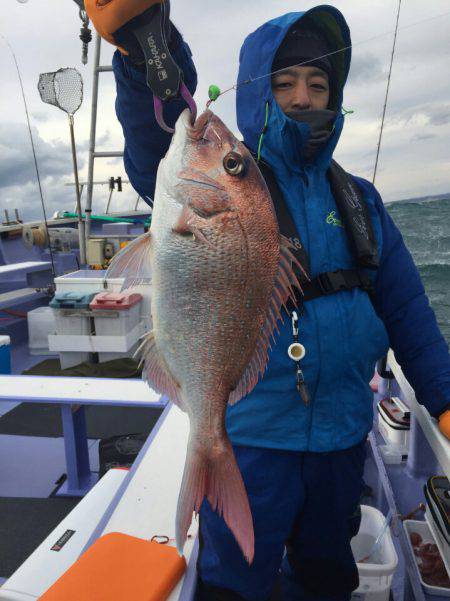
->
[236,6,351,169]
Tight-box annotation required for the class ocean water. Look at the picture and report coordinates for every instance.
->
[386,194,450,344]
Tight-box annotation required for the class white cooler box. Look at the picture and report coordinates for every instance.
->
[90,292,143,362]
[49,292,96,369]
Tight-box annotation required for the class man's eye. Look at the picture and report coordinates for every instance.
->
[274,81,292,89]
[310,83,327,91]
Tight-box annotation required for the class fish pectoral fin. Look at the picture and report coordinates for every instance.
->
[228,235,305,406]
[136,331,184,409]
[104,231,152,291]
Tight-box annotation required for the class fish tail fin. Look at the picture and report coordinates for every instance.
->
[176,437,254,564]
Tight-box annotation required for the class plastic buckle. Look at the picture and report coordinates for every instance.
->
[317,270,346,295]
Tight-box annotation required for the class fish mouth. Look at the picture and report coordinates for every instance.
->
[183,109,213,141]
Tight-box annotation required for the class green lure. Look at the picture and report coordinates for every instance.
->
[208,85,221,102]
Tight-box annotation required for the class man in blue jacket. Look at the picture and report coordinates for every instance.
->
[87,2,450,599]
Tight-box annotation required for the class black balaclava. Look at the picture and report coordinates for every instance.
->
[272,17,338,161]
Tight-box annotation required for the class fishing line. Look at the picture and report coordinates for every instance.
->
[208,8,450,104]
[0,33,56,278]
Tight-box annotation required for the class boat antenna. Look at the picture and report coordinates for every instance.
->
[0,35,56,278]
[372,0,403,185]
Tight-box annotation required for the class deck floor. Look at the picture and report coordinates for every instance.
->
[0,344,105,580]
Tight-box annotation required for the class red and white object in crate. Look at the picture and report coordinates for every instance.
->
[90,292,143,337]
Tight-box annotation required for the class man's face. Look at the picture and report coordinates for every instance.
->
[271,65,330,112]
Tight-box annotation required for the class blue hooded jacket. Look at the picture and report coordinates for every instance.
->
[113,6,450,452]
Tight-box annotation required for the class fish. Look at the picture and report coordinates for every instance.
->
[105,109,304,564]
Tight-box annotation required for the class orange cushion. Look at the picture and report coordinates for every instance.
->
[39,532,186,601]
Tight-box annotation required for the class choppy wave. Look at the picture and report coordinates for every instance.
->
[386,196,450,343]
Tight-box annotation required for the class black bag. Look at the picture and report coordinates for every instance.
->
[98,433,147,478]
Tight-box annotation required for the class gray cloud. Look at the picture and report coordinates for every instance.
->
[31,111,49,123]
[0,122,85,188]
[411,133,436,142]
[347,53,385,84]
[427,106,450,126]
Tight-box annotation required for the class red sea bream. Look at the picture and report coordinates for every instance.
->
[106,109,303,563]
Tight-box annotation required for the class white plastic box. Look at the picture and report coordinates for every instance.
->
[54,270,152,328]
[403,519,450,597]
[90,292,142,336]
[350,505,398,601]
[377,397,410,447]
[54,270,124,295]
[27,307,57,355]
[50,292,95,369]
[90,292,143,363]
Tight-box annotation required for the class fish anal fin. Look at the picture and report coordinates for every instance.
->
[104,232,152,291]
[228,235,305,405]
[136,331,184,409]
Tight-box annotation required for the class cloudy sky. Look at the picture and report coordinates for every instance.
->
[1,0,450,222]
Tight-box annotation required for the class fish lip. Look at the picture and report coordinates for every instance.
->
[185,109,213,140]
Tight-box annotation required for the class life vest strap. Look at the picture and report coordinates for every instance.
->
[301,268,374,302]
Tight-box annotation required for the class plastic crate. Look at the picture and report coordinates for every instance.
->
[350,505,398,601]
[404,519,450,596]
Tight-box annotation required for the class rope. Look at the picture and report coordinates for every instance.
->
[372,0,403,185]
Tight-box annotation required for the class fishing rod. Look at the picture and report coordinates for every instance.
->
[0,34,57,278]
[372,0,402,185]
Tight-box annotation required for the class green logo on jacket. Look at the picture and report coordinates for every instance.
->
[326,211,344,228]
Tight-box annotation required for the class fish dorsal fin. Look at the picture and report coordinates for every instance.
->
[136,331,184,409]
[104,232,152,291]
[228,235,305,405]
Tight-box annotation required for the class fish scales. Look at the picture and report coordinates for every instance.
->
[105,109,303,564]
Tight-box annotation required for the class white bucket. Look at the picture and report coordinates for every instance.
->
[351,505,398,601]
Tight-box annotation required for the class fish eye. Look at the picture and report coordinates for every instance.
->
[223,152,245,176]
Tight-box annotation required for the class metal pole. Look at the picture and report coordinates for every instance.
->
[84,33,101,251]
[134,195,141,211]
[68,114,87,264]
[105,189,114,214]
[74,184,84,213]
